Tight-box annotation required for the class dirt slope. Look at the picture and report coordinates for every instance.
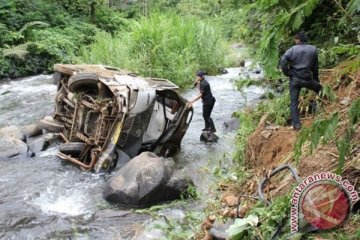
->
[198,59,360,239]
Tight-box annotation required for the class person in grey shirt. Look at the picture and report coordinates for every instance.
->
[280,31,322,130]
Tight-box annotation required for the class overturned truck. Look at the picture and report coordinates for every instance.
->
[40,64,193,172]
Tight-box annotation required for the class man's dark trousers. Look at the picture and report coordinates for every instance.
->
[203,98,216,131]
[289,77,322,128]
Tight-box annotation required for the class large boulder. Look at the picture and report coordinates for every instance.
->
[0,126,26,142]
[103,152,175,206]
[21,124,43,138]
[0,136,30,160]
[0,125,37,160]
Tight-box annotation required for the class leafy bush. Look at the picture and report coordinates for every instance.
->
[0,0,124,78]
[227,195,291,240]
[293,98,360,173]
[95,6,130,33]
[215,0,360,78]
[0,21,98,78]
[294,112,339,162]
[319,44,360,68]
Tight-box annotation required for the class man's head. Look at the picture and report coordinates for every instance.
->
[295,31,308,44]
[196,71,205,78]
[196,71,205,81]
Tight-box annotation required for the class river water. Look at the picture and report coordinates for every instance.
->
[0,67,264,239]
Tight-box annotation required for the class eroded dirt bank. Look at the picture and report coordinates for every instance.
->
[199,59,360,239]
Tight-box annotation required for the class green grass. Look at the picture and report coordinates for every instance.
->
[79,12,225,88]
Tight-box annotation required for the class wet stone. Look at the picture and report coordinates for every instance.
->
[134,219,166,240]
[0,125,26,142]
[209,221,232,240]
[28,135,49,154]
[0,136,29,160]
[200,132,219,143]
[104,152,195,206]
[103,152,175,206]
[21,124,43,138]
[158,209,186,223]
[223,117,240,131]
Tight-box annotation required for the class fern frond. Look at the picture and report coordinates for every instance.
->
[18,21,50,34]
[292,11,303,30]
[3,42,31,59]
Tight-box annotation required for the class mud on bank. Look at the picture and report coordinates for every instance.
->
[198,58,360,239]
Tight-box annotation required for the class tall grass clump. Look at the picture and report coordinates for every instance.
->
[79,12,225,87]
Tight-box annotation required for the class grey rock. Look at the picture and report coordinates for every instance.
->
[162,172,195,201]
[209,221,232,240]
[158,209,186,223]
[28,135,49,154]
[219,68,228,74]
[0,136,29,160]
[223,117,240,131]
[94,209,131,219]
[210,228,228,240]
[135,228,164,240]
[239,60,245,67]
[21,124,42,138]
[0,126,26,142]
[43,133,61,145]
[103,152,175,206]
[134,219,167,240]
[200,132,219,143]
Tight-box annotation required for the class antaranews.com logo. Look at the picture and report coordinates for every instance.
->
[290,172,359,233]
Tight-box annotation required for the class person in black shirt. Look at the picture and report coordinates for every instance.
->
[189,71,216,132]
[280,31,322,130]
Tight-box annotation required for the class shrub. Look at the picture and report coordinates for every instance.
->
[80,12,225,87]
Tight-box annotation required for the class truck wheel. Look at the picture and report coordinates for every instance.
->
[38,116,64,133]
[59,142,86,156]
[68,72,99,93]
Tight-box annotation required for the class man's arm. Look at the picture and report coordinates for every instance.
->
[313,48,319,82]
[279,48,293,77]
[189,81,206,106]
[190,93,202,104]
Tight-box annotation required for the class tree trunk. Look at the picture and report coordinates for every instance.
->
[90,1,96,24]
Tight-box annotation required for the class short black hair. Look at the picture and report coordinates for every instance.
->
[196,71,205,78]
[295,31,308,43]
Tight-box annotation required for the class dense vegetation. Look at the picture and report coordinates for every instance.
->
[0,0,100,78]
[80,12,224,86]
[0,0,226,86]
[1,0,358,85]
[1,0,359,239]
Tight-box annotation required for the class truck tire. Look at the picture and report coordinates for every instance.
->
[68,72,99,93]
[59,142,86,156]
[38,117,64,133]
